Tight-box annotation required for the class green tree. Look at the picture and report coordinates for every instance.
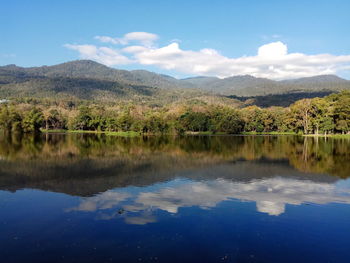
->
[22,108,44,133]
[333,91,350,133]
[241,106,264,132]
[290,99,313,134]
[336,120,348,134]
[117,111,134,132]
[73,106,92,130]
[179,111,209,132]
[210,107,244,134]
[46,109,66,130]
[0,105,12,132]
[10,110,23,133]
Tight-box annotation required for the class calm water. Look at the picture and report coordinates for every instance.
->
[0,134,350,263]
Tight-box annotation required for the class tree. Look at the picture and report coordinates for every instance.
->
[319,116,335,135]
[22,108,44,133]
[311,97,329,135]
[0,105,12,132]
[45,109,66,130]
[241,106,264,132]
[290,99,313,134]
[210,107,244,134]
[72,106,92,130]
[269,107,290,132]
[117,111,134,132]
[336,120,348,134]
[179,111,209,132]
[333,91,350,134]
[142,113,169,134]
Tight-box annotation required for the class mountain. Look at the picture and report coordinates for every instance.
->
[0,60,193,89]
[206,75,277,94]
[185,74,350,96]
[0,60,238,106]
[281,75,349,85]
[181,76,219,87]
[0,60,349,105]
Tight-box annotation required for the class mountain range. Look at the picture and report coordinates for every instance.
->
[1,60,349,106]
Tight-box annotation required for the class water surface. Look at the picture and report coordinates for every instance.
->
[0,134,350,263]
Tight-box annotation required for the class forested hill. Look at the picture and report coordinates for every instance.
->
[182,74,350,96]
[0,60,204,104]
[0,60,350,104]
[0,60,193,90]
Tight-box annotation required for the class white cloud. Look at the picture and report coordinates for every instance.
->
[121,45,148,54]
[258,41,287,59]
[64,44,132,65]
[124,32,159,46]
[95,32,159,47]
[68,177,350,224]
[94,36,125,45]
[65,32,350,79]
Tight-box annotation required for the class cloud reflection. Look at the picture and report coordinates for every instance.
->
[68,191,131,212]
[68,177,350,224]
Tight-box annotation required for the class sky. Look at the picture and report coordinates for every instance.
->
[1,0,350,79]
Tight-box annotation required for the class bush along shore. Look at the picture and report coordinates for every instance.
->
[0,91,349,136]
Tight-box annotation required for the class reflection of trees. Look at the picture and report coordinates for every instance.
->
[288,137,350,178]
[0,134,349,182]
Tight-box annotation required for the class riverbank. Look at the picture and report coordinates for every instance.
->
[41,129,141,137]
[241,131,297,135]
[41,130,298,137]
[40,129,350,138]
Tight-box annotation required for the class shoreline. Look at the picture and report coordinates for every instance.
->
[41,129,141,137]
[40,129,350,138]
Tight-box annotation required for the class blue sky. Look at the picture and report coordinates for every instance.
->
[2,0,350,79]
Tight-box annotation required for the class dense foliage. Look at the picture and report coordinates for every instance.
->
[0,91,349,135]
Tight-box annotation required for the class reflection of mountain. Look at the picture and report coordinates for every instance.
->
[0,134,349,196]
[68,177,350,224]
[0,158,336,196]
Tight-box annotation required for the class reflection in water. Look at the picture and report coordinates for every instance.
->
[68,177,350,223]
[0,133,350,196]
[1,133,350,219]
[68,191,131,212]
[1,134,350,263]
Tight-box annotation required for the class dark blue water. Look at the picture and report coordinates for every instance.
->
[0,134,350,263]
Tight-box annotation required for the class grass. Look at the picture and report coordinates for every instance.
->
[241,131,297,135]
[41,129,302,137]
[42,129,350,138]
[185,131,298,136]
[40,129,67,133]
[185,131,228,135]
[103,131,140,137]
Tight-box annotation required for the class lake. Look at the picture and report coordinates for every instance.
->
[0,134,350,263]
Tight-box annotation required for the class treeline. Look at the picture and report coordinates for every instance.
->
[0,91,349,135]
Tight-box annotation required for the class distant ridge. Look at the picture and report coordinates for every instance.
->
[0,60,349,101]
[281,74,349,84]
[183,74,350,96]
